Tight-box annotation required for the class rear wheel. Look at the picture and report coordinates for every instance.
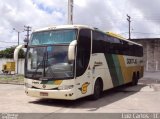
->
[91,79,102,100]
[131,72,138,86]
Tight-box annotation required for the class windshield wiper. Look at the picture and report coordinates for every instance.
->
[32,48,47,78]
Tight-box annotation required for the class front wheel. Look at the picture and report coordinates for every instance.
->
[90,79,102,100]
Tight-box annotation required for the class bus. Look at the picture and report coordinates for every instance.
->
[24,25,143,100]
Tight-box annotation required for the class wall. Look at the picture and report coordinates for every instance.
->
[132,39,160,71]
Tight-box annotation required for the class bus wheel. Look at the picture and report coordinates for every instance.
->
[91,79,102,100]
[136,72,140,84]
[131,72,138,86]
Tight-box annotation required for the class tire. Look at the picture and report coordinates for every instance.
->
[137,72,140,80]
[90,79,102,100]
[131,73,138,86]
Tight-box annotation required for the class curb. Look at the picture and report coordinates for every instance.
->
[0,81,24,85]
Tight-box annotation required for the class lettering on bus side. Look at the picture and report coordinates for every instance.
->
[94,61,103,66]
[127,58,137,64]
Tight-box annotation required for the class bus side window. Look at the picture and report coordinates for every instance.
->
[106,36,121,54]
[134,45,143,57]
[121,41,129,55]
[92,31,106,53]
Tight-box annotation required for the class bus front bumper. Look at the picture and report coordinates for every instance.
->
[25,88,76,100]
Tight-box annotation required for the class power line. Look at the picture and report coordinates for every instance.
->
[0,41,19,43]
[13,28,25,45]
[132,32,160,35]
[120,32,160,35]
[0,45,16,49]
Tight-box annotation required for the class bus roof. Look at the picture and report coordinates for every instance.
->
[33,25,94,32]
[106,32,126,40]
[106,32,142,46]
[33,25,142,47]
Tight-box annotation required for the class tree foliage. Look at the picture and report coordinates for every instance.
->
[0,47,25,58]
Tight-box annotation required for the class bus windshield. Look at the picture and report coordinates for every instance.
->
[29,29,77,45]
[25,29,77,80]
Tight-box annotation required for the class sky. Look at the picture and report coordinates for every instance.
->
[0,0,160,49]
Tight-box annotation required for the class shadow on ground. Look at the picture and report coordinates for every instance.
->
[29,83,146,111]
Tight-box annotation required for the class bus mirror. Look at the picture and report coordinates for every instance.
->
[68,40,77,62]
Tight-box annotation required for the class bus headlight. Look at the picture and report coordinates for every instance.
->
[58,85,74,90]
[25,83,32,88]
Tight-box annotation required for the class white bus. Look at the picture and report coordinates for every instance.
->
[24,25,143,100]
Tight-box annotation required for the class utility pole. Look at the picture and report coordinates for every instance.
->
[13,28,20,45]
[68,0,74,24]
[24,25,32,41]
[16,31,20,45]
[127,14,131,40]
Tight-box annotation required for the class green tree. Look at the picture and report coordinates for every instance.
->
[0,47,25,58]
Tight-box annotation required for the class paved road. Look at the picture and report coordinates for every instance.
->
[0,72,160,113]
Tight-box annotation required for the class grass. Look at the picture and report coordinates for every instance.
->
[0,74,24,84]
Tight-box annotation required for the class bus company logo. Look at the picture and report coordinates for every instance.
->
[42,84,46,88]
[79,82,90,94]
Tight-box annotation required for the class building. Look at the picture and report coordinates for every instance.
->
[131,38,160,72]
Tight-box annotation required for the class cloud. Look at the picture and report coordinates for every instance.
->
[0,0,160,49]
[0,0,67,49]
[127,0,160,38]
[74,0,122,31]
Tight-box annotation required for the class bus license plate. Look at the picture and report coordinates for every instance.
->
[40,92,48,96]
